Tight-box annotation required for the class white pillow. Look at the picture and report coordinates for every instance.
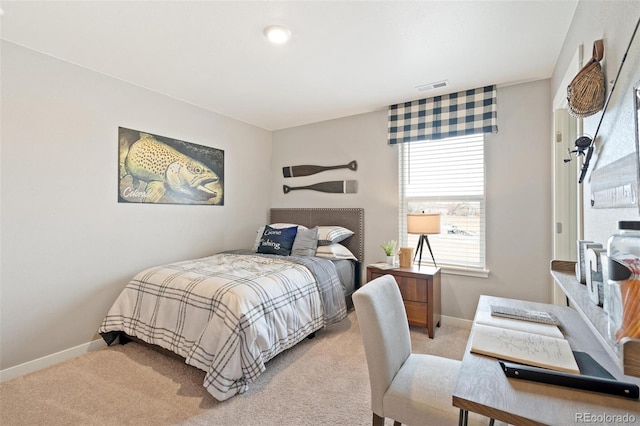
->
[317,226,354,246]
[315,243,357,260]
[272,223,308,230]
[253,223,308,252]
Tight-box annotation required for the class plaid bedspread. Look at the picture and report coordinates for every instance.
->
[98,252,347,401]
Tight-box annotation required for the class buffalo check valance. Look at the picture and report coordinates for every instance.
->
[388,85,498,144]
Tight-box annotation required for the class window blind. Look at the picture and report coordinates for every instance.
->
[399,134,486,271]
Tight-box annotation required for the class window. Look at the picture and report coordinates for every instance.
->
[399,134,487,274]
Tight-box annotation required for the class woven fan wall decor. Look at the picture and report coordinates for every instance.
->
[567,39,606,118]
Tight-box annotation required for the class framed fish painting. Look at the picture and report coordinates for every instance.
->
[118,127,224,205]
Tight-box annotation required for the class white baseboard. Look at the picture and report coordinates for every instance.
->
[1,316,472,382]
[440,314,473,330]
[0,338,106,382]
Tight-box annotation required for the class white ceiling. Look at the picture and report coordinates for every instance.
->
[0,1,578,131]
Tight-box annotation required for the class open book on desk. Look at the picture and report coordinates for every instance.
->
[471,313,579,374]
[475,311,564,339]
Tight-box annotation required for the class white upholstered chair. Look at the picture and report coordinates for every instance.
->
[353,274,492,426]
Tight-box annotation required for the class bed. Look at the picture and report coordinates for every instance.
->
[98,207,364,401]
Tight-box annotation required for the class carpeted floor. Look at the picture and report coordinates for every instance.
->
[0,310,473,426]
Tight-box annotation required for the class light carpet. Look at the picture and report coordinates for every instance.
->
[0,310,472,426]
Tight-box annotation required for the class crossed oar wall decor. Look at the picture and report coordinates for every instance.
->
[282,160,358,194]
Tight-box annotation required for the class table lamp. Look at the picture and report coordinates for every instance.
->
[407,213,441,268]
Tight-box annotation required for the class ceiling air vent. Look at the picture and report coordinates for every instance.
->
[416,80,450,92]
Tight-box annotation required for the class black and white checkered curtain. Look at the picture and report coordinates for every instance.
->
[388,85,498,144]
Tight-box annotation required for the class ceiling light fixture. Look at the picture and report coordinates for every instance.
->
[264,25,292,45]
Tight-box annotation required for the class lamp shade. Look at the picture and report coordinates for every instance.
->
[407,213,441,235]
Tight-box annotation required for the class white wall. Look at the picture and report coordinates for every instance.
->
[272,79,553,320]
[0,41,273,370]
[1,32,559,371]
[270,110,397,270]
[551,1,640,246]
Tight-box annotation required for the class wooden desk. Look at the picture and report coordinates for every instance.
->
[452,295,640,425]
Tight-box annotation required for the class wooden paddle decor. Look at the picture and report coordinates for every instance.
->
[283,180,358,194]
[282,160,357,178]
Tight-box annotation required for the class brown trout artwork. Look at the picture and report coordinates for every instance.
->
[118,127,224,205]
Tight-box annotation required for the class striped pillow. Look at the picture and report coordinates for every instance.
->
[317,226,354,246]
[315,243,357,260]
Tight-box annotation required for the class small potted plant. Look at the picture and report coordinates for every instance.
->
[380,240,397,265]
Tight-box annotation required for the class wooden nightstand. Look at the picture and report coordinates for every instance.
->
[366,265,441,338]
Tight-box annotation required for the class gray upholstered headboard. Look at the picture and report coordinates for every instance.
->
[270,208,364,262]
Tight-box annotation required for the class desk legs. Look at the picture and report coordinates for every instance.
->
[458,409,495,426]
[459,409,467,426]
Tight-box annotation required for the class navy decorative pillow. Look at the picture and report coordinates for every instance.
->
[257,225,298,256]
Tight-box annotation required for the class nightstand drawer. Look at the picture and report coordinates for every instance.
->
[396,276,427,303]
[404,301,428,327]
